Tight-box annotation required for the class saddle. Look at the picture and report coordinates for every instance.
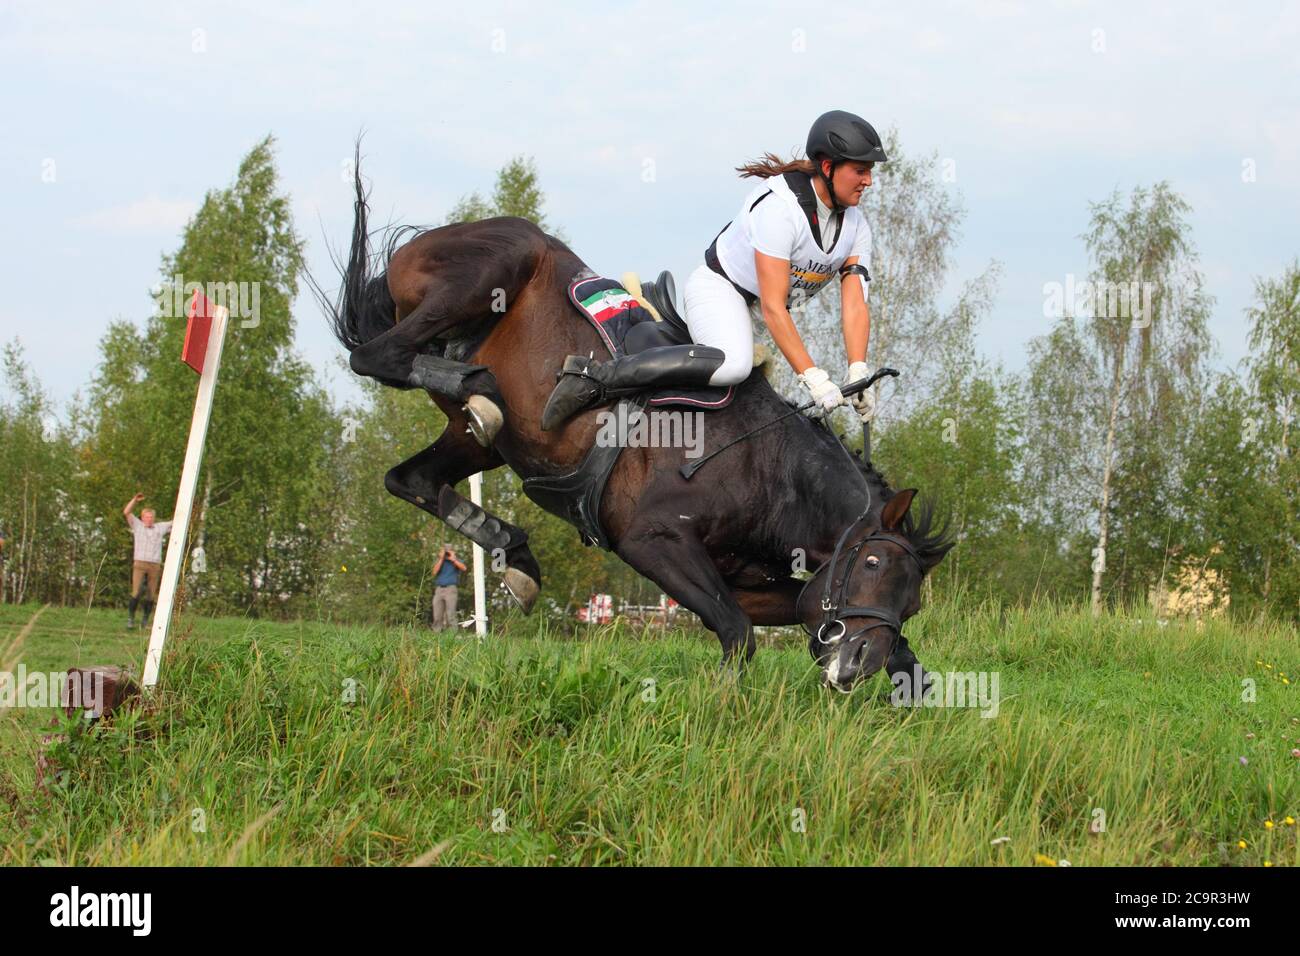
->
[564,269,738,411]
[521,269,734,550]
[625,270,693,347]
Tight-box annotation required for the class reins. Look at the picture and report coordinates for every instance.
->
[679,367,898,480]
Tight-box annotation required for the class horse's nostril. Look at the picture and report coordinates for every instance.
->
[833,642,861,681]
[824,653,851,689]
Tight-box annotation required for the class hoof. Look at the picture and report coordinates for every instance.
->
[502,567,540,614]
[463,395,503,447]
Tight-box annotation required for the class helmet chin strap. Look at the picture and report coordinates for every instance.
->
[818,158,844,212]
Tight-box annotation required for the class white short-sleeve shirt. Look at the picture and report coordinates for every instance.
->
[713,173,871,309]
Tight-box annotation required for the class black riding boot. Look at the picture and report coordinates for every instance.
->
[127,596,139,630]
[541,345,726,430]
[141,599,155,629]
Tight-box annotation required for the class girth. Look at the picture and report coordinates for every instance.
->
[520,394,648,550]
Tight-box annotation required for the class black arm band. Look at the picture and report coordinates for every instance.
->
[839,264,871,281]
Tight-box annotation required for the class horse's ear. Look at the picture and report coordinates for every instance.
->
[880,488,917,531]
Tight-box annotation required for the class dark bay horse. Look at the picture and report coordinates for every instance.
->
[317,155,953,690]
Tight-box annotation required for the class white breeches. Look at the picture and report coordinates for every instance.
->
[681,264,762,386]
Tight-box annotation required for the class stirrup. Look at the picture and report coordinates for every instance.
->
[559,354,614,401]
[542,356,610,430]
[556,354,599,380]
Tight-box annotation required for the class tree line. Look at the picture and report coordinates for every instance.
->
[0,135,1295,626]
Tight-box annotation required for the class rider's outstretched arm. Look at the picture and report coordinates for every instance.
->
[754,252,814,373]
[839,255,870,365]
[754,251,844,414]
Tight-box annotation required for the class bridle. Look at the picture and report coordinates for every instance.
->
[783,388,920,667]
[799,516,924,658]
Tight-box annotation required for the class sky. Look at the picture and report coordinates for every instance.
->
[2,0,1298,414]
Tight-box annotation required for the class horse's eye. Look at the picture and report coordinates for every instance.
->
[865,555,879,569]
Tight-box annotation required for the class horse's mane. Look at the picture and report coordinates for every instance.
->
[787,401,956,570]
[898,496,956,571]
[780,398,893,494]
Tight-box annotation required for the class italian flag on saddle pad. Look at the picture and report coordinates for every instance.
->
[566,272,736,410]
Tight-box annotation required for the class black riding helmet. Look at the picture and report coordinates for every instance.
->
[806,110,887,210]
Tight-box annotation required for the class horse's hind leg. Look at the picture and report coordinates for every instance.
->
[347,286,465,389]
[618,529,755,668]
[383,412,542,612]
[403,360,505,447]
[348,240,534,389]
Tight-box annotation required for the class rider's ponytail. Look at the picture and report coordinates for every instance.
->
[734,152,816,180]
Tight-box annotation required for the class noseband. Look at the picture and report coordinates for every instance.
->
[799,519,924,656]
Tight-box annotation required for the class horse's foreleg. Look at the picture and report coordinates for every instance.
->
[383,418,541,612]
[885,635,931,705]
[618,529,755,667]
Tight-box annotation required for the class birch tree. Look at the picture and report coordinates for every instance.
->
[1025,183,1211,615]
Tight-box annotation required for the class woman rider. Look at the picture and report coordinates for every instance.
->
[541,109,886,429]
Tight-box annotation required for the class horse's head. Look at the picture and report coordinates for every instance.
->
[799,489,954,693]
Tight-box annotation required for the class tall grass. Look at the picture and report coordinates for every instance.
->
[0,596,1295,865]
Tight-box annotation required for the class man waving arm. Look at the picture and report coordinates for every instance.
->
[123,492,145,526]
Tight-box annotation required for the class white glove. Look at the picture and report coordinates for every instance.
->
[845,361,876,422]
[797,366,845,416]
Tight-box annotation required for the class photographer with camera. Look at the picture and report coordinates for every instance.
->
[431,544,467,631]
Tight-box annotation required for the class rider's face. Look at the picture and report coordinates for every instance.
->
[827,161,874,206]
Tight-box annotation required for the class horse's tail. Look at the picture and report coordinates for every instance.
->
[309,141,397,352]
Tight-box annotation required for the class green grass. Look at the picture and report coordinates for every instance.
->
[1,598,1297,866]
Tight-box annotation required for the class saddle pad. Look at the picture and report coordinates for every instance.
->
[567,271,735,411]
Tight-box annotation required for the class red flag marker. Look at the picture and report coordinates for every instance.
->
[182,288,215,374]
